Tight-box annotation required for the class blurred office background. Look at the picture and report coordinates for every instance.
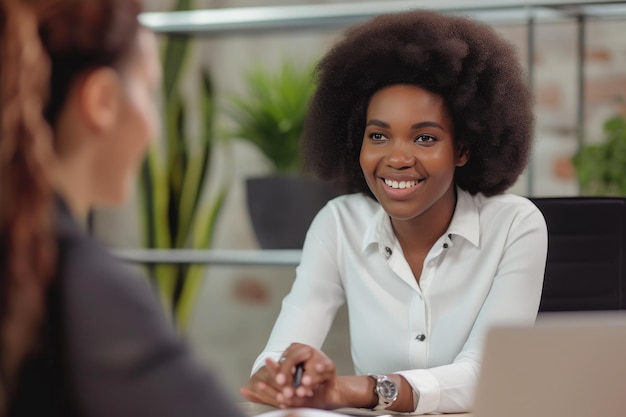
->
[91,0,626,397]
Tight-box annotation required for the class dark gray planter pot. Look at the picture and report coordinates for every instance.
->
[246,175,342,249]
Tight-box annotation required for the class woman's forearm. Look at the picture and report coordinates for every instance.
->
[336,375,415,412]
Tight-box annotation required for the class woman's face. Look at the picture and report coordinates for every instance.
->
[93,28,161,206]
[359,84,468,222]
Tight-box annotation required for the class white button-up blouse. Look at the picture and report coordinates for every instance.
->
[252,187,548,414]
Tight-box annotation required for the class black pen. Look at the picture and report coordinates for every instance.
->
[293,363,304,388]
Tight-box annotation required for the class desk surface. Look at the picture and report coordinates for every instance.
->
[239,402,471,416]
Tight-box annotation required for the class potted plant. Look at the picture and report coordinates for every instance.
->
[572,113,626,195]
[138,0,229,330]
[228,61,341,249]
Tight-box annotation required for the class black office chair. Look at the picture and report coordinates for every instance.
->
[530,197,626,312]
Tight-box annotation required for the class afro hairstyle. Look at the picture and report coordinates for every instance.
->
[300,9,533,197]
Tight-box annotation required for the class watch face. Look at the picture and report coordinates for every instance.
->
[379,379,398,400]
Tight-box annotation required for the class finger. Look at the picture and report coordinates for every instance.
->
[258,359,284,391]
[274,394,313,410]
[244,368,287,406]
[276,344,316,386]
[295,385,313,398]
[273,361,296,387]
[282,343,316,366]
[240,386,272,405]
[239,387,265,404]
[281,385,295,399]
[298,359,336,388]
[240,386,287,408]
[272,356,292,386]
[264,358,281,379]
[240,381,282,408]
[293,381,316,399]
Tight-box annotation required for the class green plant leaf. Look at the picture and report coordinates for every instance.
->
[175,185,229,330]
[161,0,192,101]
[138,146,175,311]
[137,0,229,326]
[573,113,626,196]
[176,69,215,248]
[227,60,317,173]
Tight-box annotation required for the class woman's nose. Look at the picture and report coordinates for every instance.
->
[385,141,416,169]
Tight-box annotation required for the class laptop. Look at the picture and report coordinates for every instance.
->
[473,312,626,417]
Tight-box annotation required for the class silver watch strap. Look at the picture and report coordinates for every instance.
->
[368,374,398,411]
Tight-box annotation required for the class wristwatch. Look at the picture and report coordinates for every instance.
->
[368,374,399,411]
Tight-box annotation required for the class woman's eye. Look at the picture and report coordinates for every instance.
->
[416,134,436,143]
[369,132,386,141]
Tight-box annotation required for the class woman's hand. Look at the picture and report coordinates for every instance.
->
[241,343,344,409]
[240,357,286,407]
[242,346,416,412]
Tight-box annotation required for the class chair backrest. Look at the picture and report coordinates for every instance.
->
[530,197,626,312]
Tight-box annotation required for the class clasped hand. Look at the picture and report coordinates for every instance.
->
[240,343,344,409]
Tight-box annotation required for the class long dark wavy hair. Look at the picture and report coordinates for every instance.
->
[0,0,142,412]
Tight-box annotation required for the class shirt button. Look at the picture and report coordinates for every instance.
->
[443,243,449,249]
[384,247,392,257]
[415,334,426,341]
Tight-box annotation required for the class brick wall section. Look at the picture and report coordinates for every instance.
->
[496,19,626,195]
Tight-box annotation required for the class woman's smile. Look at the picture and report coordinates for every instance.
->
[380,176,426,199]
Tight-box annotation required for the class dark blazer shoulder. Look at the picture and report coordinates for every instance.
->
[53,200,246,417]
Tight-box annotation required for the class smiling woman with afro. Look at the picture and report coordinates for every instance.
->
[244,10,547,416]
[302,10,533,196]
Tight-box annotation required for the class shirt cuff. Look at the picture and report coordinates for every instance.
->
[395,369,441,414]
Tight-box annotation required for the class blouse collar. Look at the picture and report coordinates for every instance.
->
[362,186,481,255]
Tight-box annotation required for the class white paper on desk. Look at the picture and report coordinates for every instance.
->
[255,407,395,417]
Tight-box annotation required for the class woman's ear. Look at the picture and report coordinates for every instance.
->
[456,143,470,167]
[77,68,121,133]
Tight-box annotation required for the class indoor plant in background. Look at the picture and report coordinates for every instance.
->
[139,0,229,331]
[572,111,626,195]
[228,61,341,249]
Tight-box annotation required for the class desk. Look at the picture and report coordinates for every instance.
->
[239,402,471,416]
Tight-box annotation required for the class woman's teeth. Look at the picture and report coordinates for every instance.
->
[384,178,420,189]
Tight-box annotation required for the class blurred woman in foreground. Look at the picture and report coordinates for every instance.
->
[0,1,246,416]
